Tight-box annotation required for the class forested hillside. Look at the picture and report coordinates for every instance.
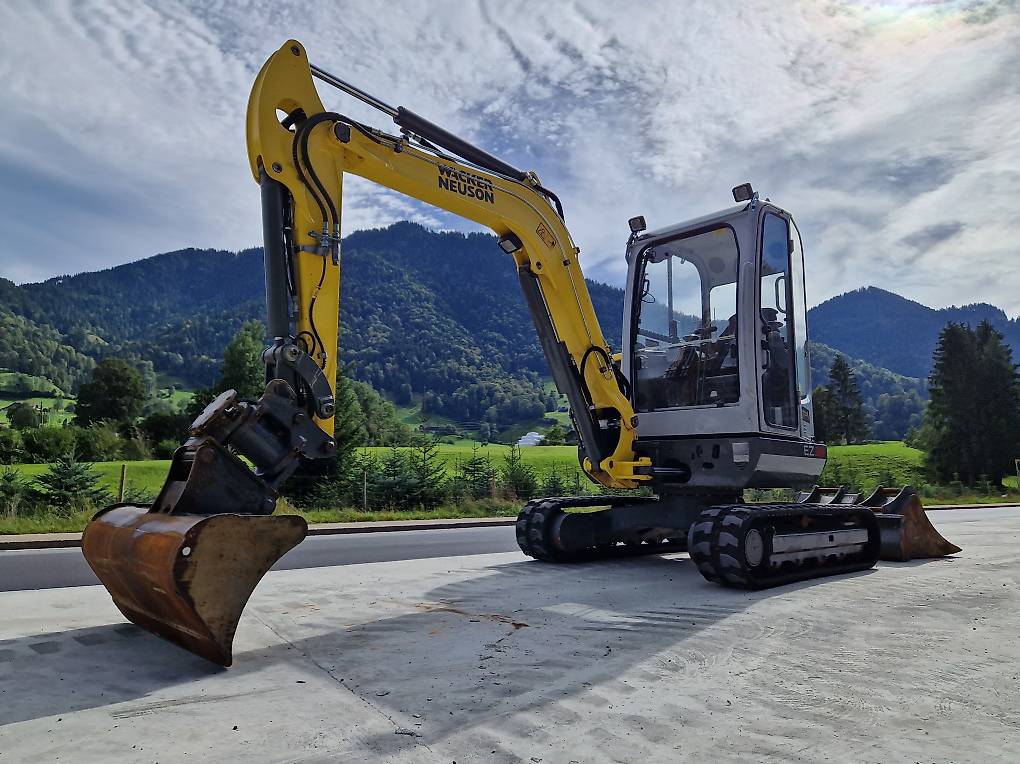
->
[809,343,926,440]
[0,224,624,427]
[1,224,1014,438]
[808,286,1020,379]
[0,303,95,392]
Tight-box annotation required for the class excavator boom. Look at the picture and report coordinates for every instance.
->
[247,40,647,488]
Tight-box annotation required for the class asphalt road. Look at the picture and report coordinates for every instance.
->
[0,525,520,592]
[0,507,1012,593]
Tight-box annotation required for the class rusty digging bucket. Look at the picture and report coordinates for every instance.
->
[797,485,961,562]
[82,505,307,666]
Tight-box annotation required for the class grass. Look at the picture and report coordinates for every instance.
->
[3,446,582,498]
[823,441,1020,506]
[11,459,174,496]
[823,441,926,488]
[157,388,194,408]
[282,498,519,525]
[0,508,97,535]
[0,371,65,397]
[362,443,580,474]
[3,442,1017,535]
[0,498,523,535]
[0,370,74,426]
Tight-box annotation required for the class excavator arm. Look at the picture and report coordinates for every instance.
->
[247,39,648,488]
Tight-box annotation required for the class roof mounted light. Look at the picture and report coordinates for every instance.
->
[628,216,647,234]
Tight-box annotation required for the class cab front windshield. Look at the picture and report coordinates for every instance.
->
[633,226,740,411]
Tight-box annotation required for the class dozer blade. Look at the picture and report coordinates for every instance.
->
[82,504,307,666]
[861,487,962,562]
[800,485,961,562]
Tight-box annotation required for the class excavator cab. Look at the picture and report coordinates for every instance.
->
[622,187,824,493]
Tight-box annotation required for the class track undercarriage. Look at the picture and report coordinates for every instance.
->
[516,486,960,590]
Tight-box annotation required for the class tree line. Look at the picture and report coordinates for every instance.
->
[2,314,1019,512]
[813,320,1020,487]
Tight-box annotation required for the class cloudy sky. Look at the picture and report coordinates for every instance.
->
[1,0,1017,312]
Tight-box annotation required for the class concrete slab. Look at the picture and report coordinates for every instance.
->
[1,509,1017,762]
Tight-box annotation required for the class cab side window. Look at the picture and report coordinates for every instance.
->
[759,214,799,428]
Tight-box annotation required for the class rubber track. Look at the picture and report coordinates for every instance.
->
[687,503,881,590]
[516,495,681,562]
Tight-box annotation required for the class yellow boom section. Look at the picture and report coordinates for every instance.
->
[246,40,648,488]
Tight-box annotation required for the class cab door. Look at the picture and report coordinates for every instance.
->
[756,208,812,439]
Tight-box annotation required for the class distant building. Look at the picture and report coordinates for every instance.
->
[517,431,544,447]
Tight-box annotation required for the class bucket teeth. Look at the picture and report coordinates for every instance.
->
[82,505,307,666]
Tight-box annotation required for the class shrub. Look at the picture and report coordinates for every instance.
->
[0,429,25,465]
[0,467,34,517]
[75,423,122,462]
[154,438,181,459]
[139,411,190,445]
[121,435,152,461]
[539,466,568,496]
[500,445,537,500]
[33,454,110,513]
[22,427,78,463]
[408,440,448,509]
[453,446,497,500]
[7,402,40,430]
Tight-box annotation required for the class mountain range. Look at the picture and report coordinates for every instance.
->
[0,222,1014,437]
[809,286,1020,380]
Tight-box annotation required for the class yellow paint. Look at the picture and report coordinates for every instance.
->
[246,40,649,488]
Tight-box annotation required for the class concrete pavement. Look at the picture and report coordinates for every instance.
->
[0,508,1017,762]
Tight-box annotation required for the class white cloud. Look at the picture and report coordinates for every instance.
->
[0,0,1016,314]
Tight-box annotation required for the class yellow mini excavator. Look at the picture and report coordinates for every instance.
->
[82,40,960,666]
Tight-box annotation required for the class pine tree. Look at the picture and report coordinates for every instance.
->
[539,466,567,496]
[973,321,1020,484]
[811,385,837,444]
[409,439,448,509]
[284,364,366,502]
[217,321,266,401]
[456,445,496,499]
[926,321,1020,485]
[375,447,415,508]
[828,355,869,444]
[543,424,566,446]
[500,444,537,500]
[926,323,981,484]
[34,454,110,512]
[332,366,368,459]
[0,467,32,517]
